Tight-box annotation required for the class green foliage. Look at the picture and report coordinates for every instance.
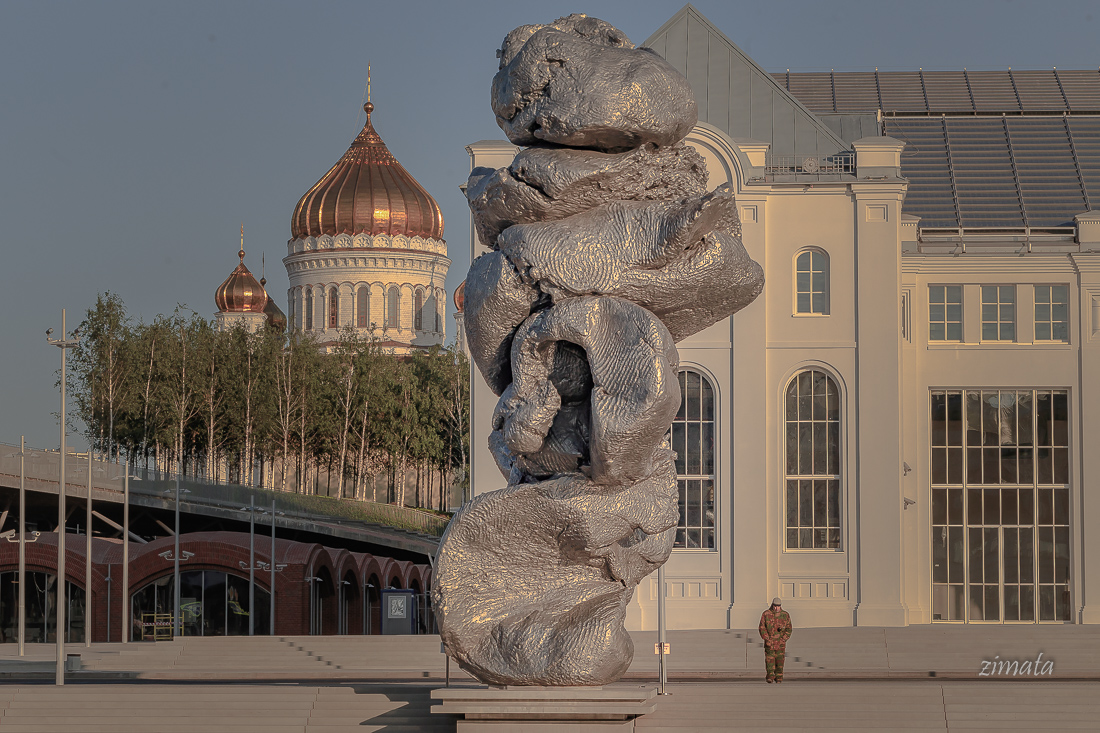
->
[69,294,470,516]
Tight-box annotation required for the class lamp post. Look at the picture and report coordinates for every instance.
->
[111,462,139,643]
[47,310,80,686]
[160,475,192,637]
[240,498,285,636]
[657,563,668,695]
[7,437,41,657]
[85,450,92,648]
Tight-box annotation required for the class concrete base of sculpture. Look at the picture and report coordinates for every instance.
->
[431,685,658,731]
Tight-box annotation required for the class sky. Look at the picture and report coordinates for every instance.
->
[1,0,1097,451]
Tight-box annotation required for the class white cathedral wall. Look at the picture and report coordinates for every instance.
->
[283,242,449,350]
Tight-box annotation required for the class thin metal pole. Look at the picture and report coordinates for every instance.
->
[57,309,67,686]
[173,471,180,637]
[18,436,26,657]
[122,461,129,644]
[85,450,92,647]
[248,496,255,636]
[657,563,667,695]
[270,499,276,636]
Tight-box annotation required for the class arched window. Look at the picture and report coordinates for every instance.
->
[386,287,400,329]
[795,249,829,315]
[435,294,442,333]
[131,570,270,639]
[289,293,296,331]
[671,369,716,550]
[784,369,841,549]
[0,572,85,642]
[414,290,424,331]
[356,286,369,328]
[328,287,339,329]
[305,289,314,331]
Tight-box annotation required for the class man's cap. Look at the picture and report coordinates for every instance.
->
[771,597,782,606]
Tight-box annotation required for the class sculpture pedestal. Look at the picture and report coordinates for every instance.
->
[431,685,658,732]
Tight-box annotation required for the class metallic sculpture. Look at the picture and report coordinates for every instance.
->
[433,14,764,686]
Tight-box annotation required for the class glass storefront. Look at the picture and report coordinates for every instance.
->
[131,570,269,639]
[930,389,1072,622]
[0,571,86,643]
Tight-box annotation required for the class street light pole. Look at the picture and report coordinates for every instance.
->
[173,471,181,637]
[47,309,80,686]
[18,437,26,657]
[248,496,255,636]
[122,461,131,644]
[657,563,668,695]
[85,450,92,648]
[269,499,276,635]
[9,438,41,658]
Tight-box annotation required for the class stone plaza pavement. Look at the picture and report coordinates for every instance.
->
[0,625,1096,731]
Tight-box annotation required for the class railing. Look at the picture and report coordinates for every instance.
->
[764,153,856,177]
[0,442,451,538]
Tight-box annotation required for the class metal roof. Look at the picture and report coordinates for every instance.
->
[771,69,1100,229]
[773,69,1100,115]
[883,116,1098,228]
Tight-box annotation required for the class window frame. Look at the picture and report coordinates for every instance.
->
[670,366,719,552]
[328,287,339,329]
[386,287,400,330]
[414,289,424,332]
[929,284,963,342]
[793,248,830,316]
[356,285,369,329]
[980,285,1017,342]
[783,368,843,551]
[1033,284,1069,343]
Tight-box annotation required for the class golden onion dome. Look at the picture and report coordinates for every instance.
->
[454,280,465,313]
[215,249,268,313]
[291,101,445,241]
[260,275,287,331]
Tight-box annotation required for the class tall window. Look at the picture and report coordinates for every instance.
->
[795,249,829,314]
[414,290,424,331]
[386,287,399,329]
[328,287,338,329]
[929,285,963,342]
[1034,285,1069,342]
[931,389,1071,622]
[784,370,841,549]
[289,296,296,331]
[671,369,716,550]
[435,297,442,333]
[305,290,314,331]
[357,286,369,328]
[981,285,1016,341]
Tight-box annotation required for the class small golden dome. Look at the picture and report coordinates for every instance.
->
[291,100,445,241]
[453,281,465,313]
[215,248,268,313]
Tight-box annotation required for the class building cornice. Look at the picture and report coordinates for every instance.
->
[286,232,447,258]
[902,253,1077,276]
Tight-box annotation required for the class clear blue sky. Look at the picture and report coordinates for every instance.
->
[2,0,1096,451]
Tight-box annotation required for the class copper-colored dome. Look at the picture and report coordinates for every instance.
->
[215,249,268,313]
[453,281,465,313]
[260,276,287,331]
[291,102,445,241]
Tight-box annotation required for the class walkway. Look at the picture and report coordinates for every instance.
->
[0,625,1096,731]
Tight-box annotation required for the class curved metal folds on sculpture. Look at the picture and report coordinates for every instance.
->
[433,14,765,686]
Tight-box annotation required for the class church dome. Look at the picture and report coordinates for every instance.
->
[454,281,465,313]
[215,248,268,313]
[291,101,444,241]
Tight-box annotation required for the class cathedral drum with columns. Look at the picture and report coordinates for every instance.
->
[284,99,450,352]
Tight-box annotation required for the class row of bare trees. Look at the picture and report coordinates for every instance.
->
[67,293,469,511]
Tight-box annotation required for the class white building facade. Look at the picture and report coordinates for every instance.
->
[466,6,1100,629]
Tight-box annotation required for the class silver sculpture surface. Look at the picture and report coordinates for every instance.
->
[433,14,764,687]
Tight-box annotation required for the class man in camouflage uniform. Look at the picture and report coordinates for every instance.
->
[758,597,793,683]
